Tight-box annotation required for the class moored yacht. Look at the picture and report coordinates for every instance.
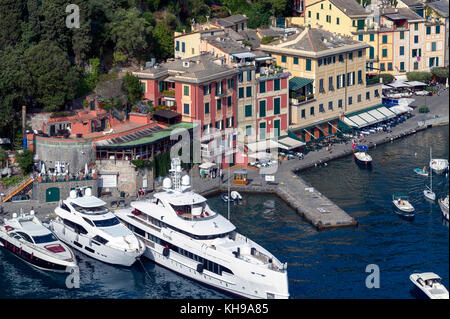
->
[354,145,372,166]
[49,187,145,266]
[438,195,449,220]
[114,158,289,299]
[429,159,448,174]
[410,273,449,299]
[0,211,77,273]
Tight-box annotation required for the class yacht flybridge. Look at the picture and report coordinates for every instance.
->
[114,158,289,299]
[0,211,77,273]
[49,187,145,266]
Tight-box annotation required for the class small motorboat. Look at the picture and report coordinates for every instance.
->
[413,167,428,176]
[230,191,242,201]
[423,148,436,201]
[392,194,415,219]
[221,193,234,202]
[0,211,77,273]
[429,159,448,174]
[438,195,449,220]
[410,273,449,299]
[354,145,372,166]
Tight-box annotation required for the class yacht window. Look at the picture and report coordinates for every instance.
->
[93,217,120,228]
[63,218,88,235]
[71,204,108,215]
[32,233,58,244]
[60,203,70,212]
[93,235,108,245]
[16,231,33,243]
[83,217,95,227]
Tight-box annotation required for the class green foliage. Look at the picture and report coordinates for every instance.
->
[122,72,143,105]
[431,67,449,79]
[16,149,34,174]
[0,0,24,49]
[23,40,79,112]
[261,36,274,44]
[0,148,7,166]
[406,71,433,84]
[153,21,174,61]
[379,73,394,84]
[0,176,23,188]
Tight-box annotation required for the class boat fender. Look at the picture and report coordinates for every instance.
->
[163,247,170,257]
[197,263,203,273]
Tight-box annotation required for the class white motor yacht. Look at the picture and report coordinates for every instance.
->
[49,187,145,266]
[114,158,289,299]
[354,145,372,166]
[410,273,449,299]
[438,195,449,220]
[392,194,415,219]
[0,211,77,273]
[429,159,448,174]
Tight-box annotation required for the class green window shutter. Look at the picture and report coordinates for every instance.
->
[245,105,252,117]
[246,86,252,97]
[184,85,189,96]
[370,34,374,41]
[274,79,280,91]
[432,42,436,51]
[260,81,266,93]
[281,55,287,63]
[239,87,244,98]
[382,35,387,43]
[306,59,311,71]
[293,57,299,64]
[274,98,280,115]
[382,48,387,58]
[357,20,364,30]
[245,125,252,136]
[259,100,266,117]
[183,103,189,114]
[426,26,431,34]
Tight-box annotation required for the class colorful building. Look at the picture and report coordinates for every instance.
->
[260,27,383,142]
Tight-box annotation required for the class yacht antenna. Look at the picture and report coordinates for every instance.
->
[227,164,230,220]
[170,158,182,191]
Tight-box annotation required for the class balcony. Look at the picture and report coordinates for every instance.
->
[290,94,315,106]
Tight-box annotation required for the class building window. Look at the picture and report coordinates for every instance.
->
[400,62,405,71]
[238,72,243,83]
[217,99,222,110]
[274,98,281,115]
[306,59,311,71]
[358,50,362,57]
[348,96,352,105]
[339,54,344,62]
[259,122,266,140]
[414,35,419,43]
[357,94,361,102]
[370,34,374,42]
[203,84,210,95]
[413,62,419,70]
[239,87,244,98]
[399,46,404,56]
[301,109,306,118]
[259,81,266,93]
[245,105,252,117]
[245,125,252,136]
[366,91,370,100]
[414,23,418,31]
[281,55,287,63]
[375,89,379,97]
[316,12,319,20]
[246,86,252,97]
[259,100,266,117]
[436,57,439,66]
[328,101,333,110]
[338,99,343,108]
[183,85,189,96]
[319,79,325,93]
[388,63,393,71]
[308,11,311,18]
[348,52,353,60]
[336,17,340,25]
[310,106,315,115]
[183,103,189,114]
[175,41,180,51]
[431,42,436,52]
[382,35,387,44]
[329,76,334,91]
[429,57,435,67]
[436,25,440,34]
[400,31,404,39]
[426,26,431,35]
[359,35,363,41]
[182,42,185,53]
[274,79,280,91]
[293,57,299,65]
[247,70,252,82]
[205,102,210,114]
[382,48,388,58]
[227,96,232,107]
[358,70,363,84]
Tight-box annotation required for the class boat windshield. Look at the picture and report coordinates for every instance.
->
[72,204,109,215]
[92,217,121,228]
[171,202,215,220]
[32,233,59,244]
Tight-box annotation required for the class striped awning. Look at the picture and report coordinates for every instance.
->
[289,77,313,91]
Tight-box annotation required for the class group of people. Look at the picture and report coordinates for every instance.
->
[200,167,224,182]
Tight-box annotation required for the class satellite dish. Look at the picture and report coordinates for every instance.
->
[84,188,92,197]
[163,177,172,189]
[181,175,190,186]
[70,190,77,199]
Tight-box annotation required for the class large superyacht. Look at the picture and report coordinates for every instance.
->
[114,158,289,299]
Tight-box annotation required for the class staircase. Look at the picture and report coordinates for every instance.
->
[2,175,35,203]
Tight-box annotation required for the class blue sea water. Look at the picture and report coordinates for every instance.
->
[0,126,448,299]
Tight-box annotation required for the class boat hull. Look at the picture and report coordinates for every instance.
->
[439,199,449,220]
[354,155,372,166]
[392,203,415,220]
[50,221,144,267]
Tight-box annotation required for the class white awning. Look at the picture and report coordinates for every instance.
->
[390,105,413,114]
[232,52,256,59]
[348,115,368,128]
[405,81,427,87]
[382,84,392,89]
[368,109,387,121]
[278,137,306,150]
[343,117,359,128]
[397,98,415,106]
[377,106,397,119]
[246,139,284,152]
[247,152,275,160]
[199,162,216,169]
[358,112,378,125]
[387,81,411,88]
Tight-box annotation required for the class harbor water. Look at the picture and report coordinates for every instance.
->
[0,126,448,298]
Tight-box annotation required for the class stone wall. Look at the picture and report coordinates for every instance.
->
[32,179,98,203]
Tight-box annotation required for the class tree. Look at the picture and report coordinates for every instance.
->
[16,149,34,175]
[71,0,93,66]
[0,0,24,49]
[406,71,433,83]
[122,72,143,106]
[107,8,152,62]
[152,21,174,61]
[40,0,71,51]
[379,73,394,84]
[431,67,449,79]
[23,40,79,112]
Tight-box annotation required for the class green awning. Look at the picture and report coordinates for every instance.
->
[289,77,313,91]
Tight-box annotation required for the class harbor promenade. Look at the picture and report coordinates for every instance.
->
[1,93,448,229]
